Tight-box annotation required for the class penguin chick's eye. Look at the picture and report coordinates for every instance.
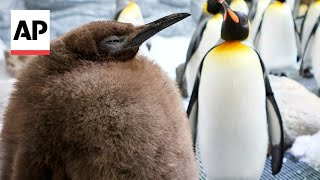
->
[103,36,123,43]
[99,36,127,53]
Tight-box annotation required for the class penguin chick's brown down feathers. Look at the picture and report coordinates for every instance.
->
[0,14,198,180]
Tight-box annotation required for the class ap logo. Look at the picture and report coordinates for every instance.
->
[11,10,50,55]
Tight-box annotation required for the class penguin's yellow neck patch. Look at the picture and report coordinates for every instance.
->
[203,42,261,72]
[203,2,209,14]
[213,41,251,54]
[214,13,223,20]
[207,42,258,65]
[209,13,223,21]
[125,1,139,11]
[313,0,320,5]
[272,1,285,7]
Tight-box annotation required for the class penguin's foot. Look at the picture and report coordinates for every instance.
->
[146,42,152,51]
[270,72,287,77]
[280,73,287,77]
[300,68,313,79]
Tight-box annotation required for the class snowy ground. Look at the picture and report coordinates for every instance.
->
[290,132,320,171]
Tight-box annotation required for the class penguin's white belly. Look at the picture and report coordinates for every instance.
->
[198,44,268,179]
[258,4,297,72]
[312,27,320,87]
[186,18,222,96]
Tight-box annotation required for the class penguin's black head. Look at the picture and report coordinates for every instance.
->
[63,13,190,61]
[205,0,224,15]
[277,0,286,2]
[219,0,249,41]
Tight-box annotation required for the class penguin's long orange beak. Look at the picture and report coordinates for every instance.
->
[218,0,239,23]
[126,13,190,48]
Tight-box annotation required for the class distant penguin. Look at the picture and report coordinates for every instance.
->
[230,0,249,15]
[188,0,284,179]
[247,0,271,45]
[182,0,224,97]
[300,0,320,77]
[255,0,300,76]
[297,1,308,17]
[114,0,151,55]
[311,17,320,94]
[300,16,320,92]
[295,0,309,33]
[287,0,301,16]
[0,13,199,180]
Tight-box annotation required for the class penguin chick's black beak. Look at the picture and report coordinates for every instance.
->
[125,13,190,49]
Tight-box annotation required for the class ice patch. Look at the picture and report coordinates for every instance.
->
[290,131,320,171]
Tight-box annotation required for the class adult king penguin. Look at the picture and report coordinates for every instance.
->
[114,0,151,55]
[188,1,284,179]
[183,0,224,97]
[0,13,199,179]
[255,0,300,76]
[300,0,320,78]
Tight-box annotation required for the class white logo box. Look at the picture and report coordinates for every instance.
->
[11,10,50,55]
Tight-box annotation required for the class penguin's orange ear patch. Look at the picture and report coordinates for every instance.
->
[227,9,239,23]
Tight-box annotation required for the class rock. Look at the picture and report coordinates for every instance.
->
[270,75,320,147]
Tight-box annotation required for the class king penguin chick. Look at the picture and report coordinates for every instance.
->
[299,0,320,78]
[114,0,151,56]
[230,0,249,15]
[181,0,224,97]
[255,0,300,76]
[188,0,284,178]
[0,13,199,180]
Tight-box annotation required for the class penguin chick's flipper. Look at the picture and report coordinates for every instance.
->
[256,51,284,175]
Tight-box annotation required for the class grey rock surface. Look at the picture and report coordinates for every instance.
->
[270,75,320,147]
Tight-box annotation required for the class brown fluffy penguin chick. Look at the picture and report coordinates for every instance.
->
[0,13,198,180]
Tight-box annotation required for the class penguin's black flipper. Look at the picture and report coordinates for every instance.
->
[114,9,122,20]
[185,13,211,64]
[187,60,204,148]
[300,16,320,75]
[114,0,129,20]
[292,12,302,62]
[253,14,263,48]
[255,50,284,175]
[248,0,258,21]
